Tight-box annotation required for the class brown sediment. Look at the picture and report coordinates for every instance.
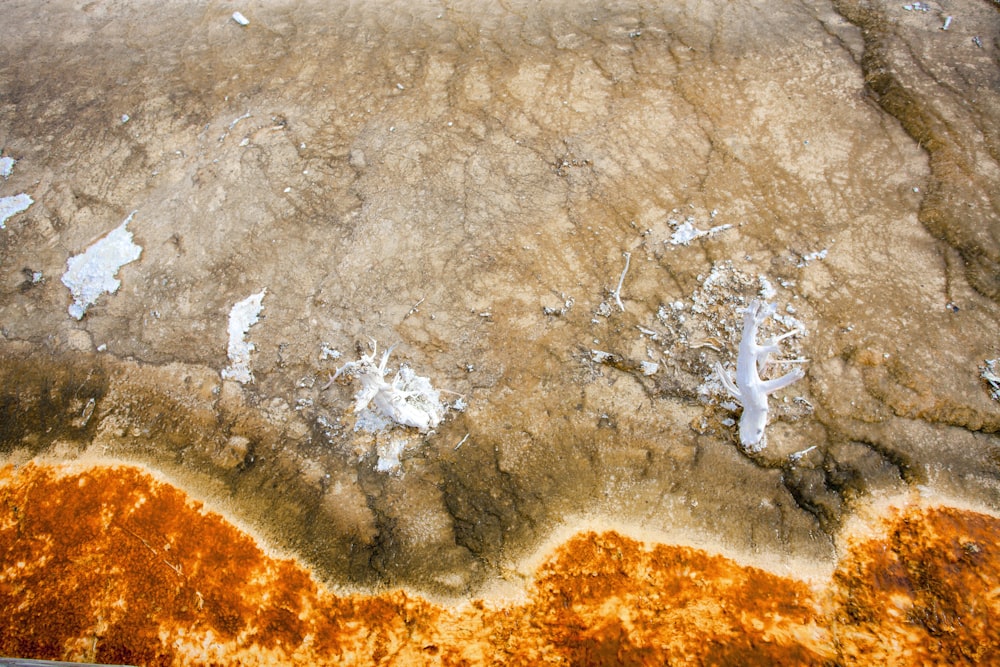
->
[831,0,1000,302]
[1,462,997,665]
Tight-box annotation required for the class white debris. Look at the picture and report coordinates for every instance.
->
[591,349,614,363]
[543,295,575,316]
[228,112,251,130]
[0,193,32,228]
[715,301,805,452]
[797,248,828,267]
[232,11,250,26]
[610,252,631,312]
[320,343,342,360]
[669,221,701,245]
[61,212,143,319]
[637,325,659,340]
[0,156,16,179]
[375,438,407,472]
[667,217,732,246]
[758,275,776,300]
[640,361,659,376]
[941,15,952,30]
[333,341,445,432]
[982,359,1000,401]
[774,312,807,336]
[221,290,266,384]
[789,445,817,462]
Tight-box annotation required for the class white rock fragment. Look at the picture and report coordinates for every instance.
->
[61,212,143,319]
[637,325,659,340]
[232,11,250,26]
[333,341,446,432]
[0,156,16,179]
[640,361,659,376]
[715,300,806,452]
[591,349,614,363]
[0,193,32,228]
[982,359,1000,401]
[221,290,266,384]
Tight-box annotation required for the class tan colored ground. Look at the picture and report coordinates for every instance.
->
[0,0,998,663]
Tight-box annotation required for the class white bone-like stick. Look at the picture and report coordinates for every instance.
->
[716,301,805,451]
[611,252,631,312]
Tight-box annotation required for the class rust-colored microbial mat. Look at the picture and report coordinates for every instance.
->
[1,462,997,665]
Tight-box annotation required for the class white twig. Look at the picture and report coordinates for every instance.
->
[228,111,251,129]
[454,433,470,450]
[789,445,817,462]
[403,297,425,320]
[611,252,631,312]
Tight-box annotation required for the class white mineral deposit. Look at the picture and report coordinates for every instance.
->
[221,290,266,384]
[60,212,142,319]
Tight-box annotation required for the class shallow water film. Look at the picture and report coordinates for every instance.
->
[1,0,998,664]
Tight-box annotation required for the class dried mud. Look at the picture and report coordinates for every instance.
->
[0,0,999,661]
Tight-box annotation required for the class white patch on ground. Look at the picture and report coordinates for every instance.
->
[221,290,266,384]
[0,193,33,228]
[797,248,828,267]
[0,156,16,179]
[375,438,408,472]
[61,212,143,319]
